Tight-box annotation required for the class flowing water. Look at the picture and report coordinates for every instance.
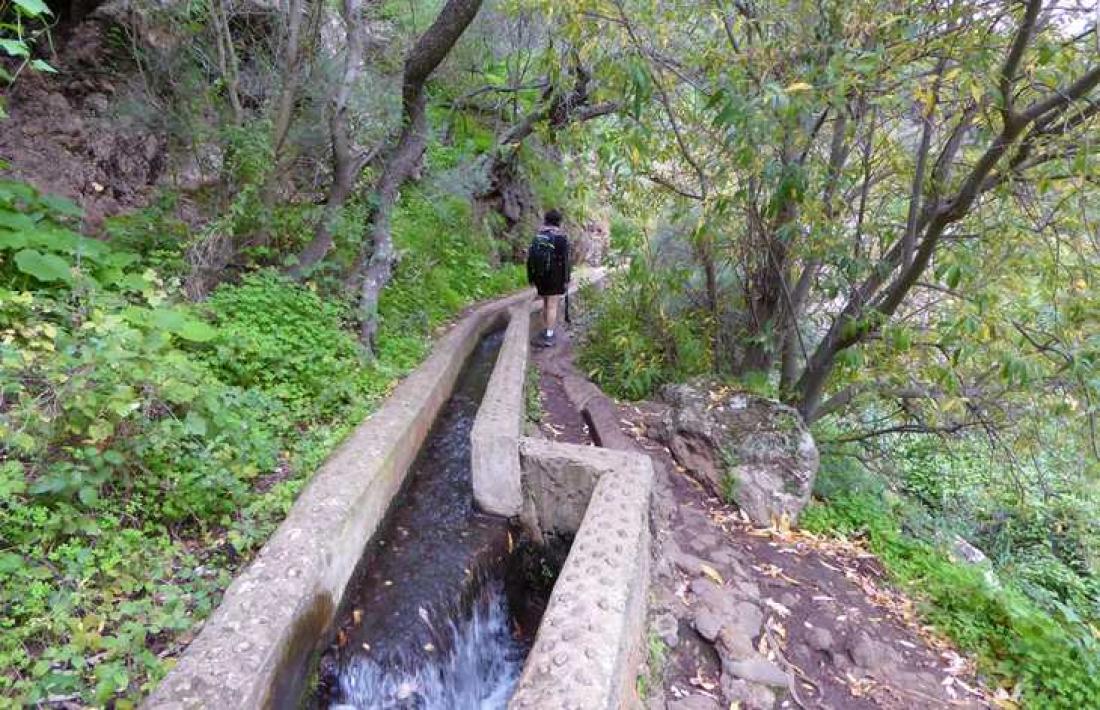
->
[314,330,538,710]
[333,581,525,709]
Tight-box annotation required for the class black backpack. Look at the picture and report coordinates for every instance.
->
[527,230,558,283]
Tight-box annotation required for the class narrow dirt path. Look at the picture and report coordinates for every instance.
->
[527,312,592,447]
[529,326,993,710]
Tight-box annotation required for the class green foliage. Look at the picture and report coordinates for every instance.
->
[718,446,741,504]
[0,183,288,703]
[203,272,389,423]
[525,363,542,424]
[105,192,194,279]
[577,255,711,400]
[0,177,523,705]
[637,630,669,699]
[0,0,56,106]
[379,186,524,353]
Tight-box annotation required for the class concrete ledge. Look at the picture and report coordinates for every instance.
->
[511,438,654,710]
[143,289,534,710]
[471,268,606,518]
[470,304,529,516]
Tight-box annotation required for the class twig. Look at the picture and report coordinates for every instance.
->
[763,621,814,709]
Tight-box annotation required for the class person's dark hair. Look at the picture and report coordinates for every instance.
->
[544,209,563,227]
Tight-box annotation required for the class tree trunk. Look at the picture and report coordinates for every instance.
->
[211,0,244,126]
[254,0,323,247]
[290,0,368,277]
[780,109,849,395]
[694,233,721,370]
[355,0,486,349]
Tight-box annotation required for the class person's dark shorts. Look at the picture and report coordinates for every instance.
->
[535,278,566,297]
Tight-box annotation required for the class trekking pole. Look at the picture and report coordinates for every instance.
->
[565,291,572,324]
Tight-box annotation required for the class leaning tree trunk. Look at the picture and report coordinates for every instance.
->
[289,0,368,277]
[253,0,323,248]
[355,0,486,349]
[472,66,619,251]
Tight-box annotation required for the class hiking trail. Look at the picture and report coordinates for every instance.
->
[529,323,996,710]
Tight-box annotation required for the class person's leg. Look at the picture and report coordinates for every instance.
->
[544,295,560,334]
[541,296,551,332]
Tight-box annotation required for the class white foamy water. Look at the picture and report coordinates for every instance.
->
[333,583,525,710]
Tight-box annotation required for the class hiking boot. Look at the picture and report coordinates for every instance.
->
[534,330,556,348]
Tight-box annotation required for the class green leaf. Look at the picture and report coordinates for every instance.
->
[145,307,219,342]
[184,411,208,436]
[87,420,114,443]
[29,59,57,74]
[945,264,962,289]
[0,180,37,202]
[14,0,52,16]
[14,249,72,283]
[78,485,100,506]
[0,39,29,58]
[0,208,36,231]
[0,552,24,574]
[39,193,82,217]
[0,229,29,249]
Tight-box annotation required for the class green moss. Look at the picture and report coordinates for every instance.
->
[525,364,542,424]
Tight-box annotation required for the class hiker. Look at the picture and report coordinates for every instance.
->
[526,209,571,347]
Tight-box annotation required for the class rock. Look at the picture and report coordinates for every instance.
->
[722,655,791,687]
[693,608,723,642]
[950,535,989,565]
[848,631,900,672]
[668,696,721,710]
[652,382,819,526]
[778,592,800,609]
[805,626,835,652]
[687,532,719,553]
[668,543,716,577]
[708,547,748,578]
[733,578,761,600]
[689,578,732,613]
[725,601,764,640]
[653,613,680,648]
[720,677,777,710]
[717,626,756,661]
[689,576,764,663]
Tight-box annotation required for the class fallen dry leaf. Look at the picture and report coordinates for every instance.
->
[688,672,717,692]
[700,563,725,585]
[764,598,791,617]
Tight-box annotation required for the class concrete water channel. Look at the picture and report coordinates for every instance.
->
[144,279,653,710]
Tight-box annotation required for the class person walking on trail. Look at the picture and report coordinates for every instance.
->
[526,209,571,348]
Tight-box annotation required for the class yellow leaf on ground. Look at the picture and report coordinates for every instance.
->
[700,563,725,585]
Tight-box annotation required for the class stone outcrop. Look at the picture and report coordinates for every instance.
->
[651,382,818,526]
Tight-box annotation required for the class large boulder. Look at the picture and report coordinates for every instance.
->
[652,382,818,526]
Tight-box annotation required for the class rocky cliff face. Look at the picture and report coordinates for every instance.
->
[651,381,819,526]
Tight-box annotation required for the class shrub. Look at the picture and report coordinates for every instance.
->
[577,260,710,400]
[1,176,528,705]
[202,271,386,423]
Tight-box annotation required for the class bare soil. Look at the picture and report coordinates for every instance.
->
[1,18,169,230]
[527,313,592,447]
